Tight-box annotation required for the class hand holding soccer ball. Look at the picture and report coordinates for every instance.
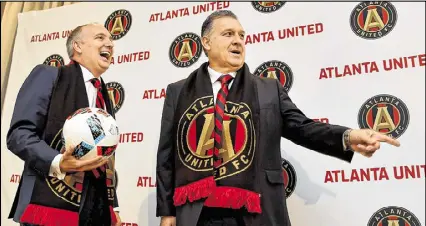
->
[60,145,108,173]
[59,107,120,173]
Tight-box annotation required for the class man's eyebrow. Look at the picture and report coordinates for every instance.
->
[94,33,113,41]
[222,28,245,34]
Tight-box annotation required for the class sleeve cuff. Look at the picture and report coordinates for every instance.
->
[49,154,66,180]
[342,129,352,151]
[342,134,347,150]
[113,207,119,212]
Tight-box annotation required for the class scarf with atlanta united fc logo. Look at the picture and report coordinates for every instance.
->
[172,62,262,213]
[18,62,118,226]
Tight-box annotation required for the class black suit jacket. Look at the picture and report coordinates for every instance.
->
[6,64,119,222]
[156,74,354,226]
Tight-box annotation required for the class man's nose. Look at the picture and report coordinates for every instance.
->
[232,34,244,45]
[105,39,114,48]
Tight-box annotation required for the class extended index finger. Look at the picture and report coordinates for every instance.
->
[375,133,400,147]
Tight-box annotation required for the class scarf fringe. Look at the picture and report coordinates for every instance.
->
[20,204,78,226]
[20,204,117,226]
[173,177,262,213]
[204,186,262,213]
[173,176,216,206]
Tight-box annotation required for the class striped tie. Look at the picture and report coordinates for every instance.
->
[90,78,105,110]
[213,74,233,169]
[89,78,106,178]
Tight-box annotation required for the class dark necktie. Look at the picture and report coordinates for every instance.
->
[90,78,105,110]
[213,74,233,171]
[89,78,106,178]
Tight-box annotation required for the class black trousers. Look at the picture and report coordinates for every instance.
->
[197,207,246,226]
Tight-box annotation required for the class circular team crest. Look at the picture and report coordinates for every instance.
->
[105,9,132,40]
[45,130,85,206]
[251,1,286,13]
[177,96,256,180]
[367,206,421,226]
[169,32,202,68]
[43,54,65,68]
[350,1,397,40]
[281,158,296,198]
[253,60,294,92]
[46,127,116,206]
[358,94,409,139]
[106,82,125,113]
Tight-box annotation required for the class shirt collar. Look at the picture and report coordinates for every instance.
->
[207,66,236,84]
[79,64,97,82]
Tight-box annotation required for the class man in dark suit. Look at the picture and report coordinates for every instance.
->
[156,10,400,226]
[7,23,122,226]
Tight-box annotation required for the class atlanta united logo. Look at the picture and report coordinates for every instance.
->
[367,206,421,226]
[358,94,409,139]
[106,82,125,113]
[169,32,202,68]
[251,2,285,13]
[350,1,398,40]
[177,96,256,180]
[253,60,294,92]
[43,54,65,68]
[46,129,116,206]
[105,9,132,40]
[282,158,296,198]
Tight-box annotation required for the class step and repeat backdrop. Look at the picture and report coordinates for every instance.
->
[1,2,425,226]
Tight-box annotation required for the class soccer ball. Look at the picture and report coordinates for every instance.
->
[61,107,119,160]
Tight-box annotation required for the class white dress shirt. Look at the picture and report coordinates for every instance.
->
[48,65,120,211]
[207,66,236,103]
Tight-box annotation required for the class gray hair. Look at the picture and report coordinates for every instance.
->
[201,10,238,56]
[66,22,102,59]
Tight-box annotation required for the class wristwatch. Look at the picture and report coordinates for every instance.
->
[343,129,353,152]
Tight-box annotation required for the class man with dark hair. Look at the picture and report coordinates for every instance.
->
[7,23,121,226]
[156,10,400,226]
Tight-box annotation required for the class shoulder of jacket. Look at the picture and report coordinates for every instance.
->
[252,74,279,87]
[29,64,59,81]
[33,63,59,73]
[168,78,186,88]
[167,78,187,94]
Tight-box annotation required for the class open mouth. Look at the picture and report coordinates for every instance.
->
[100,51,111,61]
[230,50,241,56]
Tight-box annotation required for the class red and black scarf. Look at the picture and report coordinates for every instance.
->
[19,62,118,226]
[172,62,262,213]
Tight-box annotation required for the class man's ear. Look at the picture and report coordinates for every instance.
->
[201,36,211,53]
[73,40,82,55]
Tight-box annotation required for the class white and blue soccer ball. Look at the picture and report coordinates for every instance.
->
[62,107,119,160]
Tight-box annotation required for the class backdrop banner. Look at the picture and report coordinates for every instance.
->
[1,2,425,226]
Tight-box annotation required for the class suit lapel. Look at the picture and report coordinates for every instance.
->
[100,78,115,118]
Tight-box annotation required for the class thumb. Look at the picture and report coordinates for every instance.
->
[366,137,377,145]
[363,130,377,145]
[62,141,74,157]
